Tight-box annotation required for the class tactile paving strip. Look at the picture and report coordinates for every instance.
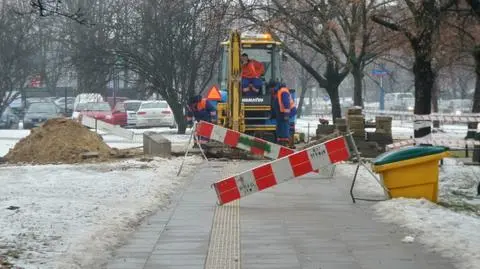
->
[204,162,241,269]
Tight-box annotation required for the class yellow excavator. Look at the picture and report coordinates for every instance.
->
[214,30,290,143]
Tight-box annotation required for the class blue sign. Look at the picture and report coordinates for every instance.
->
[372,69,389,76]
[323,95,330,101]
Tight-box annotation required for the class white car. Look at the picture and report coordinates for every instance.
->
[136,100,176,128]
[384,92,415,111]
[123,100,143,126]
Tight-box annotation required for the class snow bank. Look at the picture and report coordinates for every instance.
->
[439,158,480,204]
[0,156,203,269]
[373,198,480,269]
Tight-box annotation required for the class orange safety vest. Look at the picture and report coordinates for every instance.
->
[242,60,265,78]
[196,98,207,110]
[276,87,295,113]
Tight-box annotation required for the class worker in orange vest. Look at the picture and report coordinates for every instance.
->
[186,95,216,144]
[241,53,265,97]
[267,81,296,147]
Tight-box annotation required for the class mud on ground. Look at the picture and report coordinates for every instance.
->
[4,118,141,165]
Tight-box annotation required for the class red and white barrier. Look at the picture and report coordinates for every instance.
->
[211,136,350,205]
[195,121,295,159]
[386,138,480,151]
[81,115,135,140]
[364,109,480,123]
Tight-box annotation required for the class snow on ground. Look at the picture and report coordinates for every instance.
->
[337,159,480,269]
[373,199,480,269]
[0,156,203,269]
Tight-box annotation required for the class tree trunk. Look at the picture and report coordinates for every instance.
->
[431,74,440,128]
[352,65,364,107]
[296,77,308,118]
[326,82,342,122]
[468,45,480,140]
[170,101,186,134]
[412,54,434,139]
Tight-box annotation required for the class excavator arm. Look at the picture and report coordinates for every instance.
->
[227,30,245,132]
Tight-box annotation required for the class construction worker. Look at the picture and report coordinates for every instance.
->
[241,53,265,97]
[186,95,216,144]
[268,81,296,147]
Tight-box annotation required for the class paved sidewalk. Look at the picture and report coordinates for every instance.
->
[105,160,455,269]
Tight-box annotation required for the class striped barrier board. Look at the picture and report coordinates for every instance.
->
[81,115,135,140]
[386,138,480,151]
[211,136,350,205]
[364,109,480,123]
[195,121,295,159]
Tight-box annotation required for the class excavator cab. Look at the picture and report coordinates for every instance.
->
[216,31,284,141]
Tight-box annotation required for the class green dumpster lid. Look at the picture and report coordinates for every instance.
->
[373,145,448,166]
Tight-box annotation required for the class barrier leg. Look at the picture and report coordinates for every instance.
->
[176,123,198,177]
[346,133,389,203]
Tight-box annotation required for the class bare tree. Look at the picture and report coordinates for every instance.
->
[36,18,70,95]
[238,0,391,119]
[61,0,120,97]
[0,3,39,116]
[372,0,456,138]
[26,0,87,24]
[117,0,230,134]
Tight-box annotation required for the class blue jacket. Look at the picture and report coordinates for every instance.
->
[187,98,216,122]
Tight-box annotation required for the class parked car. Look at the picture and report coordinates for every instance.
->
[384,92,415,111]
[123,100,143,126]
[136,100,176,128]
[0,107,19,129]
[107,97,129,108]
[78,102,114,123]
[440,99,472,115]
[23,101,62,129]
[54,97,75,117]
[111,102,127,126]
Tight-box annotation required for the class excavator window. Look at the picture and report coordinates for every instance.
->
[217,43,283,98]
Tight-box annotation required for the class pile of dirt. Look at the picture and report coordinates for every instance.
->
[4,118,126,164]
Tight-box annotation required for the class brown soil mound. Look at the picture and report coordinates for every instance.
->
[5,118,119,164]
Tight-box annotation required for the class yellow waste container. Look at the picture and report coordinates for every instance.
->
[371,146,450,203]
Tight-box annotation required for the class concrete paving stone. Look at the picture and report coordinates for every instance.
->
[242,263,301,269]
[312,262,362,269]
[154,241,207,249]
[111,251,151,259]
[106,258,146,269]
[304,253,357,263]
[143,264,203,269]
[114,246,155,253]
[146,254,205,265]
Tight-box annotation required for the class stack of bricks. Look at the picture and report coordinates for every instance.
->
[346,107,365,139]
[375,116,392,135]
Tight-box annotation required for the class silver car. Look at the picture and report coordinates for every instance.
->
[123,100,142,126]
[135,101,176,128]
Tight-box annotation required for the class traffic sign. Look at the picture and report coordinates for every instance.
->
[371,69,388,76]
[206,85,222,101]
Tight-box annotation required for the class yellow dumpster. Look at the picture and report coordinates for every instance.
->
[371,146,450,203]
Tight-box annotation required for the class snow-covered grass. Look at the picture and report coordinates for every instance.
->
[0,156,203,269]
[373,198,480,269]
[439,158,480,211]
